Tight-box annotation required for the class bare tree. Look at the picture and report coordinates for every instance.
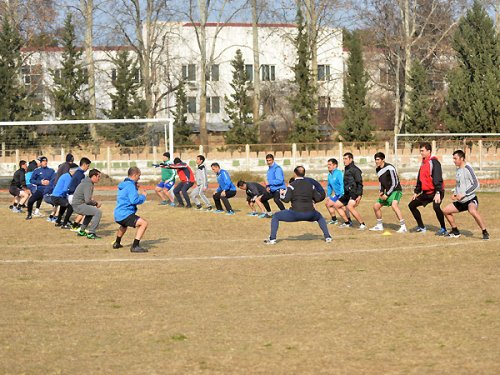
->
[251,0,261,126]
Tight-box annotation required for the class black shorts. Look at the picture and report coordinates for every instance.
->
[338,194,358,206]
[9,186,21,197]
[415,191,445,206]
[453,196,478,212]
[116,214,140,228]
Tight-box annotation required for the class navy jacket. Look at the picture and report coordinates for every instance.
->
[30,167,56,194]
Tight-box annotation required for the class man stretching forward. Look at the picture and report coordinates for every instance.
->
[369,152,407,233]
[113,167,149,252]
[264,166,331,245]
[442,150,489,240]
[408,142,447,235]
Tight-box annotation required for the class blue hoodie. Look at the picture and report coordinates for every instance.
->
[216,169,236,193]
[266,162,286,192]
[114,178,147,222]
[327,169,344,197]
[52,173,72,198]
[30,166,56,194]
[67,168,86,195]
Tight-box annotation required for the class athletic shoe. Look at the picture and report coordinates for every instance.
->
[259,213,272,219]
[446,229,461,238]
[359,224,367,230]
[483,231,490,240]
[196,204,203,210]
[54,222,62,227]
[415,226,427,233]
[325,237,333,243]
[176,204,185,208]
[46,216,56,223]
[327,220,338,225]
[86,233,101,240]
[247,212,258,216]
[396,225,408,233]
[435,228,448,236]
[12,207,22,213]
[264,238,276,245]
[159,200,168,205]
[338,223,352,228]
[226,210,235,215]
[76,229,87,237]
[70,224,81,232]
[169,202,176,207]
[369,224,383,231]
[204,206,213,211]
[214,209,225,213]
[60,224,72,230]
[9,205,13,210]
[185,204,192,209]
[130,246,148,253]
[25,215,32,220]
[112,242,123,249]
[33,210,44,217]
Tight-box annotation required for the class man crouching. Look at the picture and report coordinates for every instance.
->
[113,167,149,253]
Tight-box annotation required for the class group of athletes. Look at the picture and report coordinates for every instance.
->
[8,141,489,251]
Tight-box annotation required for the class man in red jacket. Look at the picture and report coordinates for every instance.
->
[408,142,447,235]
[168,157,195,208]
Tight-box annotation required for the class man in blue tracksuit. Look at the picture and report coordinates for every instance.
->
[26,156,56,220]
[265,154,286,211]
[325,158,344,224]
[113,167,149,253]
[52,163,79,226]
[264,166,332,245]
[211,162,237,215]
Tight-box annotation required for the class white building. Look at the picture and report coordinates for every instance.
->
[20,23,344,132]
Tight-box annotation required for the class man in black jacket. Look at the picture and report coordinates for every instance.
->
[264,166,332,245]
[9,160,30,213]
[237,180,273,217]
[333,152,366,229]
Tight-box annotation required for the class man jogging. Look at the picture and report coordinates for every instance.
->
[408,142,447,235]
[442,150,489,240]
[369,152,407,233]
[113,167,149,253]
[72,169,102,239]
[264,166,331,245]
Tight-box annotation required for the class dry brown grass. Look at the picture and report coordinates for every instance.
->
[1,190,499,374]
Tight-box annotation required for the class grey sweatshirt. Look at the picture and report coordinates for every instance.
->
[455,163,479,203]
[72,176,97,206]
[195,164,208,189]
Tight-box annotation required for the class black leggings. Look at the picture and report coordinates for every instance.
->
[27,191,43,216]
[408,198,446,229]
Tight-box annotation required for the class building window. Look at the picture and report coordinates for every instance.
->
[54,68,63,81]
[187,96,197,113]
[111,69,117,82]
[82,68,89,85]
[182,64,196,81]
[318,96,331,109]
[21,65,43,99]
[206,96,220,114]
[245,64,253,82]
[261,65,275,81]
[206,64,219,81]
[318,64,331,81]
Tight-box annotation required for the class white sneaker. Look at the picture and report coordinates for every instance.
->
[369,224,383,231]
[397,225,407,233]
[264,238,276,245]
[325,237,332,243]
[33,209,44,217]
[359,224,367,230]
[338,223,352,228]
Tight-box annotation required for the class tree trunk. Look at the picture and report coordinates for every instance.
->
[251,0,261,129]
[397,0,412,134]
[394,55,401,135]
[198,0,208,146]
[81,0,98,140]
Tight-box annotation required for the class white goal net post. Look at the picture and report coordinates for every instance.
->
[394,133,500,170]
[0,117,175,155]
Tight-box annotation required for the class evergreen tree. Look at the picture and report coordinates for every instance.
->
[443,1,499,133]
[339,30,372,141]
[102,51,147,147]
[404,60,433,133]
[50,14,90,146]
[288,8,319,143]
[224,49,257,144]
[0,16,43,148]
[171,79,193,145]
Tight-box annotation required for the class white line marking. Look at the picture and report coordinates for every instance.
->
[0,239,497,265]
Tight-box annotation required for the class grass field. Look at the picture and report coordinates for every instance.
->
[1,190,499,374]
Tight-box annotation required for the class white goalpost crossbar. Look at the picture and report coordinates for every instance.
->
[394,133,500,169]
[0,118,175,155]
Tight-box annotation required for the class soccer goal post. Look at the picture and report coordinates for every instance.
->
[394,133,500,170]
[0,117,174,156]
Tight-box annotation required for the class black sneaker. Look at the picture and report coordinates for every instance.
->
[112,242,124,249]
[25,215,32,220]
[54,222,62,227]
[130,245,148,253]
[60,224,72,230]
[483,231,490,240]
[446,230,461,238]
[196,204,203,210]
[176,204,185,208]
